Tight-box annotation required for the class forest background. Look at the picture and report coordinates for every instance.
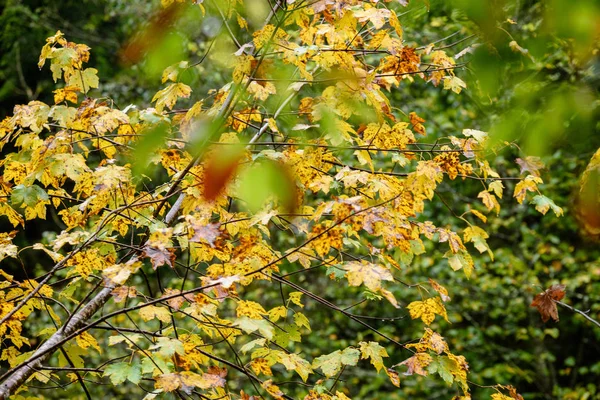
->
[0,0,599,399]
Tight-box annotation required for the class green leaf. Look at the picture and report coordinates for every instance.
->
[240,338,266,354]
[235,159,297,214]
[10,184,49,209]
[234,316,274,340]
[140,356,169,375]
[312,347,360,377]
[273,324,302,347]
[131,122,170,176]
[444,250,474,278]
[103,361,142,385]
[427,357,456,385]
[530,195,564,217]
[293,312,311,331]
[149,337,184,358]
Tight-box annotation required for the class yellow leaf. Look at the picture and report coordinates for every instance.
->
[53,86,79,104]
[359,341,388,372]
[65,68,99,93]
[428,279,451,302]
[478,190,500,215]
[155,373,180,392]
[76,331,102,353]
[445,250,474,278]
[407,297,449,325]
[236,300,267,319]
[275,352,312,382]
[139,305,171,323]
[152,83,192,112]
[513,175,543,204]
[262,379,285,400]
[342,261,393,292]
[268,306,288,322]
[353,7,391,29]
[251,358,273,376]
[253,25,287,50]
[288,292,304,308]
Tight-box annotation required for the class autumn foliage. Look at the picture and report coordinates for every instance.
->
[0,1,592,400]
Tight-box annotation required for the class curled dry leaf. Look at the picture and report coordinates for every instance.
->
[530,284,566,322]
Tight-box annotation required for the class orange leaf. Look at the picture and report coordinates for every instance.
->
[203,148,244,201]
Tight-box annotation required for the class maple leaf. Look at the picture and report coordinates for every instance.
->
[478,190,501,215]
[492,394,514,400]
[513,175,543,204]
[445,250,474,278]
[463,226,493,260]
[143,245,176,269]
[397,353,432,376]
[409,111,426,135]
[276,352,313,382]
[251,358,273,376]
[488,180,504,198]
[104,361,142,385]
[531,284,566,322]
[443,76,467,94]
[312,348,360,377]
[342,260,393,292]
[0,231,18,263]
[262,380,285,400]
[516,156,544,176]
[530,195,563,217]
[65,68,99,92]
[10,184,50,220]
[138,305,172,323]
[407,297,449,325]
[190,222,221,247]
[161,288,186,310]
[353,8,391,29]
[462,129,488,143]
[359,341,388,372]
[152,82,192,112]
[76,331,101,353]
[110,286,136,303]
[236,300,267,319]
[234,316,274,340]
[53,86,79,104]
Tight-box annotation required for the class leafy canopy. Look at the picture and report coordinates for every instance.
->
[0,1,578,400]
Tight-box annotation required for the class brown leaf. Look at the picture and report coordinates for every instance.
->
[204,366,227,388]
[190,223,221,247]
[161,288,185,310]
[143,245,176,270]
[531,284,566,322]
[110,286,136,303]
[516,156,544,177]
[398,353,432,376]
